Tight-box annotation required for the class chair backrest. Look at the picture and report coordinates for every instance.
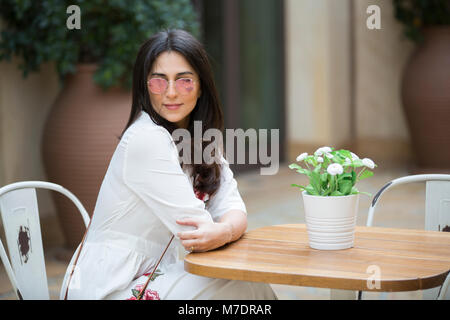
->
[0,181,90,300]
[366,174,450,300]
[367,174,450,229]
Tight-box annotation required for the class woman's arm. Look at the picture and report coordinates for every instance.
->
[176,154,248,252]
[176,209,247,252]
[219,209,247,242]
[124,125,214,236]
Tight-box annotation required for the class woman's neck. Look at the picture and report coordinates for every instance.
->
[176,116,190,129]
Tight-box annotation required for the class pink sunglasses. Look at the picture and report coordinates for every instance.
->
[147,78,196,95]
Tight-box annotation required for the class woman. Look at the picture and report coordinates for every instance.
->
[60,29,277,300]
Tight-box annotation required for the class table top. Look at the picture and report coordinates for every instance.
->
[184,224,450,292]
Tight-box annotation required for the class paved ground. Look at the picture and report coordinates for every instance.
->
[0,164,431,299]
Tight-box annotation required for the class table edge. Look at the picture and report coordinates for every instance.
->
[184,224,450,292]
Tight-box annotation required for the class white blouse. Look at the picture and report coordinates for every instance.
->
[60,111,276,300]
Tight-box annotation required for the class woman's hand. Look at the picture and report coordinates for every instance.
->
[176,217,233,252]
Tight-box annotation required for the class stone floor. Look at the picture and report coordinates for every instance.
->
[0,163,436,300]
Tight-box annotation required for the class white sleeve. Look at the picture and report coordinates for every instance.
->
[123,125,213,236]
[206,157,247,222]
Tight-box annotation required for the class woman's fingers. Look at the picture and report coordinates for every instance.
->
[176,217,201,228]
[177,218,201,239]
[176,217,216,252]
[180,239,203,252]
[177,230,198,240]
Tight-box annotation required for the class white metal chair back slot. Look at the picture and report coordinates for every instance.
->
[0,181,90,300]
[366,174,450,300]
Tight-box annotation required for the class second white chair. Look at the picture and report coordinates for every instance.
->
[364,174,450,300]
[0,181,90,300]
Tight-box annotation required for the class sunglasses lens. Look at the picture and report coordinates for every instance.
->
[148,78,195,95]
[148,78,167,94]
[175,78,194,95]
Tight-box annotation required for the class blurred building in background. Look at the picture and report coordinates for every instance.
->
[0,0,427,246]
[197,0,415,173]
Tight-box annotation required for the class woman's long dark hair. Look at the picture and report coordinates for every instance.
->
[122,29,224,196]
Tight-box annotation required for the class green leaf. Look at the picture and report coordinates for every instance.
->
[338,150,352,159]
[289,163,310,176]
[338,179,353,195]
[328,174,335,191]
[313,164,322,173]
[337,173,352,182]
[305,184,319,196]
[322,186,332,196]
[320,173,328,189]
[150,269,163,281]
[358,170,374,181]
[297,168,310,176]
[351,170,357,185]
[352,159,364,168]
[132,289,140,298]
[291,184,306,190]
[305,156,316,167]
[288,163,301,170]
[309,171,322,195]
[331,152,346,164]
[330,190,344,196]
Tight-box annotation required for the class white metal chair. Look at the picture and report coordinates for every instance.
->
[364,174,450,300]
[0,181,90,299]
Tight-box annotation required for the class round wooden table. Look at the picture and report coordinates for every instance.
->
[184,224,450,294]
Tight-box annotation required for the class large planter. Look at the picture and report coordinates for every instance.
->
[401,26,450,171]
[42,64,131,250]
[302,191,360,250]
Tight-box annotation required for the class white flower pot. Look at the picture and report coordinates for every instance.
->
[302,191,360,250]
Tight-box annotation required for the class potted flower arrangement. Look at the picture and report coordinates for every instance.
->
[0,0,200,250]
[289,146,377,250]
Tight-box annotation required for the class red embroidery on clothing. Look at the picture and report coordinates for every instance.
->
[127,269,163,300]
[127,284,160,300]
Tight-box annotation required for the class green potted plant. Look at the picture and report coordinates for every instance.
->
[289,146,377,250]
[393,0,450,171]
[0,0,200,250]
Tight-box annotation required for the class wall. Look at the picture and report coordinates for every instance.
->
[354,0,414,165]
[0,20,61,232]
[285,0,415,167]
[0,60,59,188]
[285,0,352,153]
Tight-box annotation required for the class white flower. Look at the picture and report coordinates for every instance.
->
[325,153,334,159]
[314,146,332,156]
[317,157,324,163]
[321,146,332,154]
[350,152,359,161]
[362,158,375,169]
[344,158,352,166]
[327,163,344,176]
[296,152,308,162]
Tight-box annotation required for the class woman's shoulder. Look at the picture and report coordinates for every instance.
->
[122,111,174,147]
